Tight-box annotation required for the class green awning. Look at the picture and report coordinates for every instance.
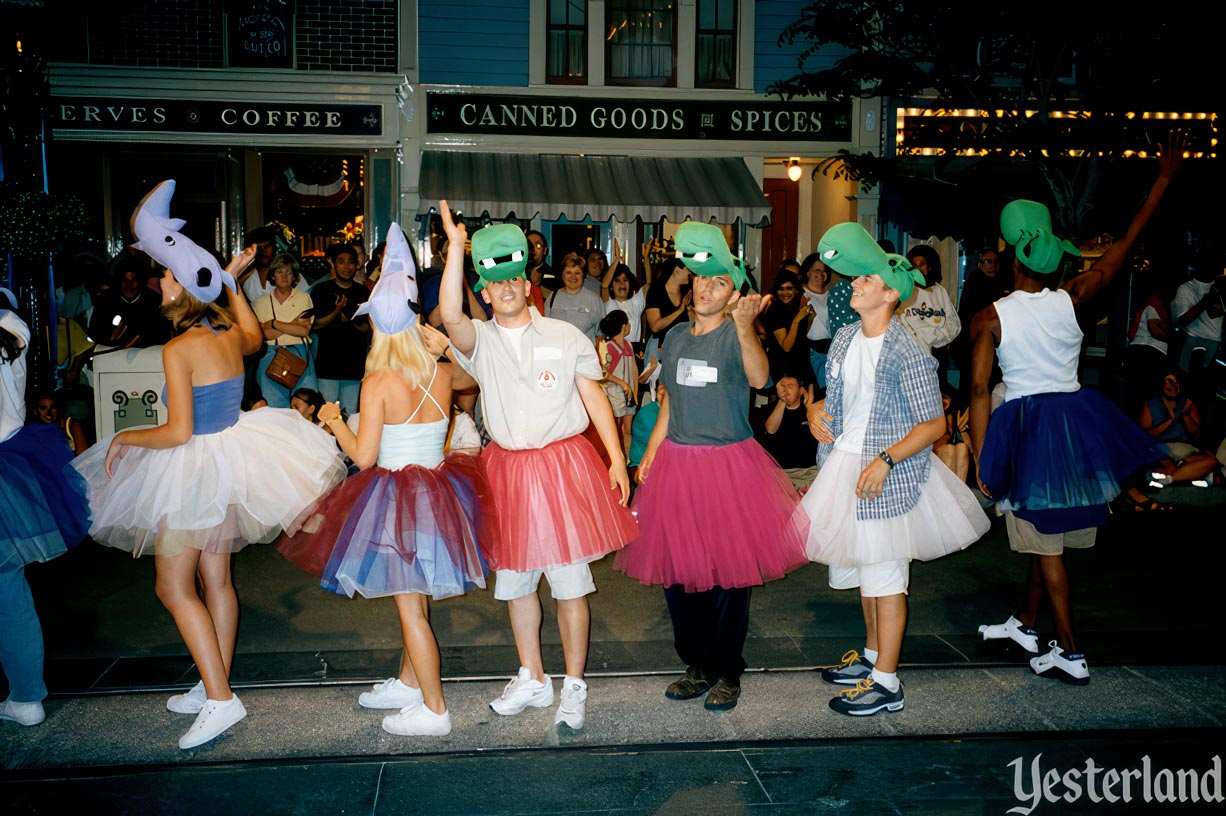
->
[418,151,771,227]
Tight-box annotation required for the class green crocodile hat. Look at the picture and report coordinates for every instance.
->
[817,222,888,279]
[673,222,747,289]
[878,253,928,303]
[470,223,529,291]
[1000,200,1080,275]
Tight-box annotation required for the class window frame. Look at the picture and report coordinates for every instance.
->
[603,0,678,89]
[694,0,737,89]
[545,0,589,86]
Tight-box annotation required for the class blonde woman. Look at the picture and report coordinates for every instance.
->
[72,181,346,750]
[278,223,496,738]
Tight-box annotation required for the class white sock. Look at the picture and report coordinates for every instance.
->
[871,668,899,692]
[864,647,879,665]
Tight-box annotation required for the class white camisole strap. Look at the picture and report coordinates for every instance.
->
[402,362,445,424]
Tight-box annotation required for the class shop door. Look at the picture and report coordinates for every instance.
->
[760,179,798,293]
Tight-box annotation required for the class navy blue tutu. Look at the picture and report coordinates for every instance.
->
[979,389,1168,534]
[0,423,90,566]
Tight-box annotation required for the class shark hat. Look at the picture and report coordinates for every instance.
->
[131,180,235,303]
[0,287,16,311]
[470,224,529,291]
[673,222,747,289]
[1000,199,1080,275]
[816,223,889,279]
[354,222,419,335]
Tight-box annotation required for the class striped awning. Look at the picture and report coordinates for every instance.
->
[417,151,772,227]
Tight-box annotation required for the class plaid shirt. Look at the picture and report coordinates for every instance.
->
[819,317,943,520]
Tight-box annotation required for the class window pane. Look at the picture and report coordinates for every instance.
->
[607,0,675,83]
[548,0,587,81]
[717,0,733,30]
[696,0,736,87]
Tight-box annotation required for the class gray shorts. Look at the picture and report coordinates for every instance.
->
[1005,512,1096,556]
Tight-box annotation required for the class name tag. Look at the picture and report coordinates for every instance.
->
[536,346,562,360]
[677,357,717,387]
[830,362,841,380]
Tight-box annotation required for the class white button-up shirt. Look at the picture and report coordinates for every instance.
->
[452,313,601,450]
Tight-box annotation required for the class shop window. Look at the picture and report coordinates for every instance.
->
[695,0,736,88]
[606,0,676,87]
[547,0,588,84]
[262,154,364,281]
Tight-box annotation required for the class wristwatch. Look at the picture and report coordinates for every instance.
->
[878,450,895,468]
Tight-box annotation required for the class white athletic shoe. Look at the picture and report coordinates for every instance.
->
[382,704,452,737]
[0,698,45,726]
[489,667,554,716]
[978,616,1040,653]
[166,681,207,714]
[1030,641,1090,686]
[554,676,587,730]
[359,678,424,711]
[178,695,247,750]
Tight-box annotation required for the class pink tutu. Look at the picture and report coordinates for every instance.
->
[615,438,809,592]
[482,434,639,571]
[798,449,990,569]
[277,453,496,600]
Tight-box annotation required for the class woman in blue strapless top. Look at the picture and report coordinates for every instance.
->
[278,222,497,738]
[72,181,346,751]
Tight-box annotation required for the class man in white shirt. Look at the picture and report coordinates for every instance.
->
[1172,264,1225,372]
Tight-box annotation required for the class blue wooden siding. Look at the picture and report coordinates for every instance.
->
[419,0,530,86]
[754,0,852,95]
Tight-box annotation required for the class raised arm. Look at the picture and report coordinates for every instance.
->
[1063,131,1186,308]
[732,293,770,389]
[437,201,477,356]
[224,247,266,355]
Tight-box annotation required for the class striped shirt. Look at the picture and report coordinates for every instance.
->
[819,317,943,520]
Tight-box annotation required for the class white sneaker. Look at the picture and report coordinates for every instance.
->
[554,676,587,730]
[489,667,554,716]
[1030,641,1090,686]
[382,704,452,736]
[166,681,207,714]
[358,678,424,711]
[979,616,1040,653]
[178,695,247,750]
[0,698,46,726]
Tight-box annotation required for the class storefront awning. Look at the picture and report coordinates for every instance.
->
[417,151,772,227]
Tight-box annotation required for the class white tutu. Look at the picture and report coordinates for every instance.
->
[799,449,990,569]
[72,408,346,557]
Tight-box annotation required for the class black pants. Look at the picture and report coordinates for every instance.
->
[663,584,751,683]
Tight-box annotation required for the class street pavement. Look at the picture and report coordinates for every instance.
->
[2,502,1224,813]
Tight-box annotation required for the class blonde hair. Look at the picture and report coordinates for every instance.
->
[365,324,433,391]
[161,288,235,335]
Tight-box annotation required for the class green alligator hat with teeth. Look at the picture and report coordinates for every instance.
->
[673,222,748,289]
[817,223,925,301]
[1000,199,1080,275]
[470,223,529,291]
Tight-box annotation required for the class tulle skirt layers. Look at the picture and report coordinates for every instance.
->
[72,409,346,557]
[615,438,808,592]
[1,423,90,567]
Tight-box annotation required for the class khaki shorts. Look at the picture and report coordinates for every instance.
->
[494,563,596,601]
[1005,512,1096,556]
[783,465,819,493]
[828,559,910,597]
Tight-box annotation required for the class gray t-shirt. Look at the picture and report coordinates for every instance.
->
[663,319,752,446]
[546,287,604,340]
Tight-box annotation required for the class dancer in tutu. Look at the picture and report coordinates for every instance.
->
[1,288,90,728]
[970,135,1184,684]
[278,223,497,737]
[615,222,809,712]
[72,181,346,750]
[438,203,638,731]
[798,223,990,716]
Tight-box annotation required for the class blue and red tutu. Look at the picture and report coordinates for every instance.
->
[979,389,1169,534]
[1,423,89,567]
[616,437,809,592]
[278,453,496,600]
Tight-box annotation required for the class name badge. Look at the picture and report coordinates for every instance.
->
[536,346,562,360]
[830,362,841,380]
[677,357,717,387]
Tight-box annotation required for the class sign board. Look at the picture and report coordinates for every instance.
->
[427,92,852,142]
[228,0,295,69]
[53,98,382,136]
[91,345,167,441]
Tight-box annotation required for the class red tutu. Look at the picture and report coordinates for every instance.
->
[277,453,497,600]
[482,434,639,571]
[615,438,809,592]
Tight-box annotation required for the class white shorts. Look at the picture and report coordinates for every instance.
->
[828,559,910,597]
[493,563,596,601]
